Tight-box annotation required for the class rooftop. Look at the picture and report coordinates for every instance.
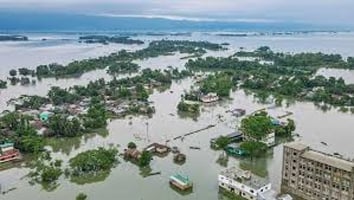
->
[284,142,309,151]
[226,131,242,138]
[170,174,192,186]
[302,150,354,172]
[220,167,269,189]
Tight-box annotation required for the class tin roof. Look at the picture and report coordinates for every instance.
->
[170,174,192,186]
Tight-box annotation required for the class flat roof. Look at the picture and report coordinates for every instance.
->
[302,150,354,172]
[284,142,309,151]
[170,174,192,186]
[220,167,269,189]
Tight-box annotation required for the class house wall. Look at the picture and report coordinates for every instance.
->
[218,175,271,200]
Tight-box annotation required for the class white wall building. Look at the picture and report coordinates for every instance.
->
[218,167,272,200]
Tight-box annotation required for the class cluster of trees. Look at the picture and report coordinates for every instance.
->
[240,111,273,140]
[83,98,108,130]
[79,35,144,45]
[107,61,140,75]
[69,147,118,176]
[240,141,268,160]
[0,79,7,89]
[200,72,233,97]
[239,111,296,158]
[45,68,188,108]
[186,49,354,109]
[241,111,295,139]
[10,40,221,80]
[235,46,353,69]
[48,86,80,105]
[13,95,49,110]
[9,68,35,77]
[76,193,88,200]
[138,151,152,167]
[0,112,44,153]
[47,114,82,137]
[28,154,63,191]
[177,101,200,114]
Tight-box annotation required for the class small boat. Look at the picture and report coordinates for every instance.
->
[230,108,246,117]
[189,146,201,150]
[146,172,161,177]
[321,141,328,146]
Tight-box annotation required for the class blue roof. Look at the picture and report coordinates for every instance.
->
[0,142,14,149]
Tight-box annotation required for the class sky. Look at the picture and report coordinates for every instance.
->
[0,0,353,26]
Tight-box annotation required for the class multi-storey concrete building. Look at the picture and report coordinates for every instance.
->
[281,142,354,200]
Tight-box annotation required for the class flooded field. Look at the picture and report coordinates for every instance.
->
[1,32,354,200]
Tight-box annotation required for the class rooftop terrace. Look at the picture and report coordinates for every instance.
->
[220,167,269,189]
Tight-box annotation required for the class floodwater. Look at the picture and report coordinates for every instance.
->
[1,32,354,200]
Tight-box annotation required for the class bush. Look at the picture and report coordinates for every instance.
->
[76,193,88,200]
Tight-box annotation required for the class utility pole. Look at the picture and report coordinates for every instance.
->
[145,121,149,142]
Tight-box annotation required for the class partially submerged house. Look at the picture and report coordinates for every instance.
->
[200,93,219,103]
[39,111,53,122]
[144,143,170,156]
[169,174,193,191]
[219,167,272,200]
[124,148,141,160]
[243,131,276,147]
[0,142,21,163]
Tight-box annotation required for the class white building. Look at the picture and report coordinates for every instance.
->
[200,93,219,103]
[260,132,275,147]
[218,167,272,200]
[243,131,276,147]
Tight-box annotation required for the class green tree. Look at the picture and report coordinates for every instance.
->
[9,69,17,77]
[69,147,118,175]
[83,102,107,129]
[241,112,273,141]
[76,193,88,200]
[40,165,63,183]
[240,141,267,160]
[127,142,137,149]
[49,115,81,137]
[215,136,230,150]
[1,112,19,130]
[138,151,152,167]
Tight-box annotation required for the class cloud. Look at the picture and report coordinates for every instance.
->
[0,0,353,26]
[95,13,278,23]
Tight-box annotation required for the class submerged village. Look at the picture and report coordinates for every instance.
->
[1,34,354,200]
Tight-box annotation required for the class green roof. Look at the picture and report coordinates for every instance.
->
[170,174,192,186]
